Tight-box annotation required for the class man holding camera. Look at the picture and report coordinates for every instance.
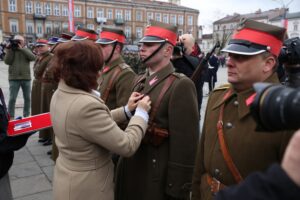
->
[191,19,294,200]
[4,35,36,119]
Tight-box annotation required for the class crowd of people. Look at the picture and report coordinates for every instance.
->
[0,18,300,200]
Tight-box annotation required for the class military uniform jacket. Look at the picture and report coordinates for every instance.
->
[115,63,200,200]
[31,51,52,115]
[98,56,136,110]
[191,73,293,200]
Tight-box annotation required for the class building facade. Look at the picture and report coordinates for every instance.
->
[0,0,199,43]
[270,11,300,38]
[200,8,286,54]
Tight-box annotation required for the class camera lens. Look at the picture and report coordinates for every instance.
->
[251,83,300,131]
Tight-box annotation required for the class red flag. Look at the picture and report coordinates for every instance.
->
[68,0,74,32]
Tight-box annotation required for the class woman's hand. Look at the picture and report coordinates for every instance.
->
[137,96,151,112]
[127,92,144,112]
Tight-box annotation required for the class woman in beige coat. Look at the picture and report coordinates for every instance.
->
[49,40,151,200]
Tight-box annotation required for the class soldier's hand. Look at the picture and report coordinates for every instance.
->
[137,96,151,112]
[127,92,144,112]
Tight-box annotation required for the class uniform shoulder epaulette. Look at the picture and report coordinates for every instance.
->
[172,72,185,78]
[213,83,231,92]
[119,63,130,70]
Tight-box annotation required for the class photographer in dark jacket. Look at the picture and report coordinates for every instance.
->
[0,88,31,200]
[171,34,207,111]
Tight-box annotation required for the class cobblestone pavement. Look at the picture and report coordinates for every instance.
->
[0,60,228,200]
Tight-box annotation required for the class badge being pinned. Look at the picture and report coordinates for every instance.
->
[102,66,110,73]
[149,76,158,86]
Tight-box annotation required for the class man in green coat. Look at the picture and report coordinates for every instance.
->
[96,27,136,111]
[191,19,293,200]
[4,35,36,118]
[115,20,199,200]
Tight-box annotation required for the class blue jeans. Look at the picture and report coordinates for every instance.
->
[8,80,31,118]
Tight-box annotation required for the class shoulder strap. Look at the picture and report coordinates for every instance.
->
[101,67,122,103]
[217,90,243,183]
[148,75,176,127]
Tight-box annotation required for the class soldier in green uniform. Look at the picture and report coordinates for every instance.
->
[115,20,199,200]
[191,19,293,200]
[95,27,136,110]
[31,39,53,143]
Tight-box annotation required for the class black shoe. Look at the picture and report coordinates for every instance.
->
[47,150,52,155]
[38,138,48,143]
[43,139,52,146]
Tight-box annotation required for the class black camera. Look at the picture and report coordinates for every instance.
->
[8,36,20,50]
[250,37,300,131]
[250,83,300,131]
[173,42,186,55]
[278,37,300,65]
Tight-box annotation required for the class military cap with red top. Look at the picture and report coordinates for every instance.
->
[139,20,178,46]
[58,32,75,43]
[35,38,49,47]
[71,26,98,41]
[96,27,126,44]
[222,18,286,56]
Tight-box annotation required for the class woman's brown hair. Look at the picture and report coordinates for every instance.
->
[51,40,104,92]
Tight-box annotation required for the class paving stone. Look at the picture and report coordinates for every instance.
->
[34,155,55,167]
[10,174,52,198]
[12,148,34,165]
[14,190,52,200]
[42,166,54,183]
[9,162,42,179]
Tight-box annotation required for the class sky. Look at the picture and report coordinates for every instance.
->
[179,0,300,33]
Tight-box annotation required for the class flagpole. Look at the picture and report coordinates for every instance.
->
[68,0,74,32]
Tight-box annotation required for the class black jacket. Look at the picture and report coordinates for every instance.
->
[216,164,300,200]
[0,89,31,179]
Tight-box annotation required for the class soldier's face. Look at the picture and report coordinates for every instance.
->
[226,53,273,91]
[139,42,163,65]
[100,44,113,62]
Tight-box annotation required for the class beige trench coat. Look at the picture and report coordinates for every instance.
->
[50,81,147,200]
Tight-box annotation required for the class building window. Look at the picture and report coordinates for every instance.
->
[188,16,193,25]
[116,10,122,19]
[125,26,131,39]
[147,12,153,22]
[9,19,18,33]
[62,23,68,31]
[25,1,32,14]
[136,27,143,39]
[136,11,142,21]
[62,5,68,16]
[163,14,169,23]
[97,8,104,18]
[36,23,43,35]
[107,9,113,19]
[87,7,94,18]
[125,10,131,21]
[155,13,161,22]
[45,22,52,34]
[44,3,51,15]
[35,2,42,14]
[178,15,183,25]
[54,22,60,34]
[54,3,60,16]
[74,6,81,17]
[8,0,17,12]
[26,21,34,34]
[170,15,176,25]
[87,24,94,30]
